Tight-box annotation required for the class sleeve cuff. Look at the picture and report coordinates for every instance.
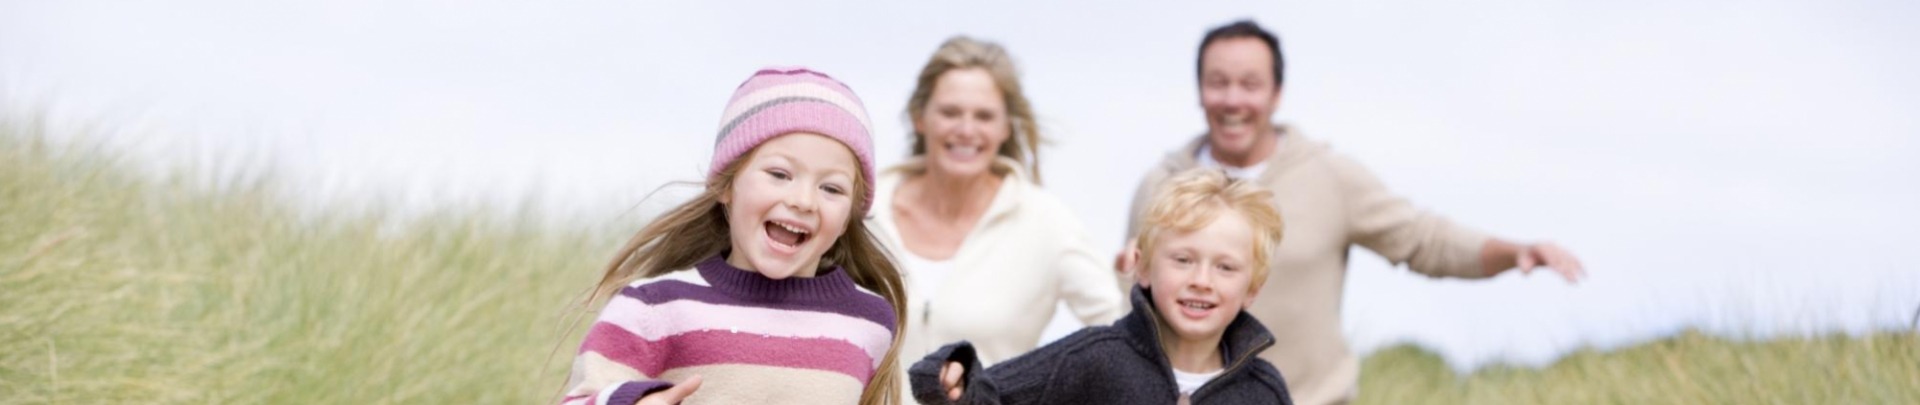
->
[602,380,673,405]
[909,341,980,404]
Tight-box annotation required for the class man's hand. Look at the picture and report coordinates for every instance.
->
[1113,245,1139,276]
[1517,242,1584,282]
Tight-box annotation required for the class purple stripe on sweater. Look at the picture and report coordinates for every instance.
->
[622,281,895,332]
[584,323,876,382]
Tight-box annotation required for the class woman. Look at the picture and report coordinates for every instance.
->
[871,36,1126,391]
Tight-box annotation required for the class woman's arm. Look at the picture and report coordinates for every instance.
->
[1057,234,1128,326]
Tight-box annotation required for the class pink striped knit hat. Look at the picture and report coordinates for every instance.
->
[710,66,878,211]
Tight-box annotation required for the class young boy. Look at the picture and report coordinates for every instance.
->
[908,168,1293,405]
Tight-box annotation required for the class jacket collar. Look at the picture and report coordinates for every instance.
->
[1119,285,1276,379]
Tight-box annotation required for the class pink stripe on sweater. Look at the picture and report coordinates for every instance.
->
[583,323,875,382]
[598,293,892,366]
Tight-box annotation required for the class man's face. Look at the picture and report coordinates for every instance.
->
[1198,36,1281,158]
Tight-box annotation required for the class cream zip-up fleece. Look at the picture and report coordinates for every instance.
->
[873,157,1127,376]
[1125,125,1491,405]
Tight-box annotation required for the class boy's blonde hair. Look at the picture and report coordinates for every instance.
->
[1133,168,1286,289]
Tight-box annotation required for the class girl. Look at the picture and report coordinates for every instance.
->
[560,67,907,405]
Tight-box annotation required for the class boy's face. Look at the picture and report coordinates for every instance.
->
[1138,209,1262,343]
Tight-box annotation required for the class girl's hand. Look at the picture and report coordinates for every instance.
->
[940,361,966,400]
[636,375,703,405]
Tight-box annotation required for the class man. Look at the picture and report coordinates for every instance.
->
[1117,20,1586,405]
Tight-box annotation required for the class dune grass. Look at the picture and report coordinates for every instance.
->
[1356,330,1919,404]
[0,122,613,403]
[2,119,1916,404]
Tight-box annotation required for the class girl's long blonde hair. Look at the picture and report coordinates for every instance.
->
[581,147,909,404]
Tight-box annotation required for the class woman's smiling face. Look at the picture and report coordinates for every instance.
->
[914,67,1010,179]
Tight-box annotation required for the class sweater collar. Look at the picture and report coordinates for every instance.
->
[1120,285,1276,378]
[694,253,860,302]
[1165,123,1323,181]
[876,156,1027,228]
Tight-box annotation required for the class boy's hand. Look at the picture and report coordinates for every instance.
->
[940,361,966,400]
[636,375,702,405]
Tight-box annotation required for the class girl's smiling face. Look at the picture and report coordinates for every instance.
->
[720,133,860,279]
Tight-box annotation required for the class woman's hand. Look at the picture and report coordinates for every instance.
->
[940,361,966,401]
[636,375,703,405]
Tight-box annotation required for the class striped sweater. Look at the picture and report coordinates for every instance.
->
[561,255,899,405]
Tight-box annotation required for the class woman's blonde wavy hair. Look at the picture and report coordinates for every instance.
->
[905,35,1046,184]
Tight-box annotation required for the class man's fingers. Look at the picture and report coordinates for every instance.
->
[1114,246,1140,275]
[1536,243,1585,282]
[1555,266,1582,283]
[1557,250,1586,275]
[1552,252,1584,279]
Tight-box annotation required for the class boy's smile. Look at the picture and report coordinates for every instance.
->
[1141,208,1262,354]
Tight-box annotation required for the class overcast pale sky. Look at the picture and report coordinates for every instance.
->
[5,0,1917,371]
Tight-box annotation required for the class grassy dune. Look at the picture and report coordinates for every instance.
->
[3,121,1916,404]
[1357,330,1919,404]
[1,123,612,403]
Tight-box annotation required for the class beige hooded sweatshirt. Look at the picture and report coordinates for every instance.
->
[1125,124,1492,405]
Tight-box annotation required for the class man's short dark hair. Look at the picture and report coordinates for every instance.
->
[1196,20,1284,88]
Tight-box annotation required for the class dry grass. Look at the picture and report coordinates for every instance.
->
[4,118,1915,404]
[1,121,613,403]
[1357,329,1920,404]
